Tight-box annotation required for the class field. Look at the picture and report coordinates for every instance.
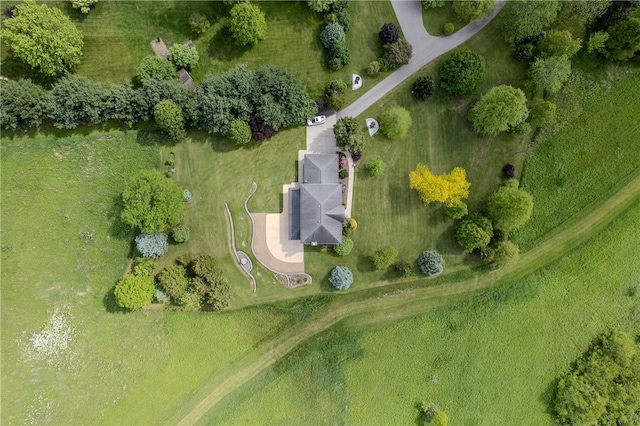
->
[3,1,640,425]
[193,196,640,425]
[0,0,397,99]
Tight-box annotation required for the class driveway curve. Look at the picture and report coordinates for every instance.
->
[339,1,504,120]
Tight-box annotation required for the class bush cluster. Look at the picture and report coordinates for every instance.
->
[371,246,398,270]
[313,2,352,70]
[325,79,348,111]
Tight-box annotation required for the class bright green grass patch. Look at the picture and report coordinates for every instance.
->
[513,67,640,250]
[422,1,466,36]
[196,196,640,425]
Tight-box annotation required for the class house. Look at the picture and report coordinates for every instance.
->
[289,154,345,245]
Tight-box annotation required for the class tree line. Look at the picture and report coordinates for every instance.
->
[1,63,317,142]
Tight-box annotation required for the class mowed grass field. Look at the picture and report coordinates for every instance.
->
[0,133,297,424]
[421,1,466,36]
[0,0,397,99]
[204,197,639,425]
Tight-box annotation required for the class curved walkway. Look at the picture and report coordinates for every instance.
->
[224,203,257,292]
[338,1,504,120]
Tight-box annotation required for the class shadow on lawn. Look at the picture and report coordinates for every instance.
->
[103,285,129,314]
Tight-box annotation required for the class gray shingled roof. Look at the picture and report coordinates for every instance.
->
[289,188,300,240]
[299,184,344,245]
[303,154,339,184]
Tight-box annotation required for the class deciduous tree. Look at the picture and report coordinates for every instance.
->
[410,165,471,207]
[453,0,494,23]
[604,18,640,60]
[157,265,190,299]
[383,38,413,67]
[70,0,98,14]
[154,99,186,140]
[499,0,561,46]
[379,106,412,139]
[468,85,527,136]
[334,117,365,153]
[370,246,398,270]
[485,184,534,231]
[455,214,493,252]
[121,169,185,234]
[138,56,178,81]
[229,3,267,46]
[439,49,485,96]
[528,55,572,94]
[411,75,435,100]
[168,43,199,70]
[47,75,108,129]
[539,30,582,58]
[114,274,155,310]
[1,1,84,76]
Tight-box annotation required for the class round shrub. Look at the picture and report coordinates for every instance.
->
[189,12,210,34]
[455,215,493,252]
[114,274,155,310]
[396,260,414,278]
[367,157,387,176]
[514,43,534,61]
[371,246,398,270]
[133,257,156,277]
[380,106,412,139]
[320,22,346,49]
[339,168,349,179]
[135,233,169,258]
[154,99,186,140]
[172,225,190,243]
[512,121,532,136]
[379,22,400,44]
[412,75,435,100]
[154,288,170,304]
[367,60,381,76]
[490,240,520,268]
[444,202,468,219]
[443,22,455,35]
[157,264,190,299]
[418,250,445,276]
[383,38,413,67]
[325,78,348,111]
[333,237,354,256]
[229,2,267,46]
[335,10,352,32]
[377,57,391,72]
[183,189,193,202]
[502,164,516,179]
[329,266,353,290]
[440,48,486,96]
[177,291,201,312]
[168,43,199,70]
[138,55,177,81]
[229,119,252,145]
[485,186,534,231]
[328,41,351,71]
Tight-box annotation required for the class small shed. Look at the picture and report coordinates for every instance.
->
[179,68,196,92]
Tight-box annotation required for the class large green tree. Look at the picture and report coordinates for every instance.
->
[539,30,582,58]
[485,184,534,231]
[468,85,527,136]
[1,0,84,76]
[439,49,485,96]
[455,214,492,252]
[453,0,494,23]
[555,331,640,425]
[121,169,185,234]
[528,55,572,94]
[229,2,267,46]
[604,18,640,60]
[333,117,365,153]
[47,75,108,129]
[499,0,561,46]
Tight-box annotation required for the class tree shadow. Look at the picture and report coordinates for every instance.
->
[207,24,252,62]
[107,195,135,241]
[539,377,559,418]
[136,129,177,147]
[413,401,427,426]
[355,253,374,273]
[388,180,416,217]
[103,285,129,314]
[211,135,239,153]
[0,55,59,88]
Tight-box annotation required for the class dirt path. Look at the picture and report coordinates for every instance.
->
[175,171,640,426]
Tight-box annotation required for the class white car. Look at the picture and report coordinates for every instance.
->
[307,115,327,126]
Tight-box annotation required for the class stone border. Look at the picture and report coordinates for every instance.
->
[224,203,257,292]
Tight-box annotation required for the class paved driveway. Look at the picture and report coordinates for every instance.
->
[306,114,337,153]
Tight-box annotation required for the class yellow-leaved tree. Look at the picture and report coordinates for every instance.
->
[409,164,471,206]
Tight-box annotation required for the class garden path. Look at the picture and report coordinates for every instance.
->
[338,0,504,120]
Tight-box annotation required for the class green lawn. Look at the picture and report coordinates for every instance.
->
[191,190,640,426]
[0,0,398,99]
[422,1,466,36]
[0,133,294,424]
